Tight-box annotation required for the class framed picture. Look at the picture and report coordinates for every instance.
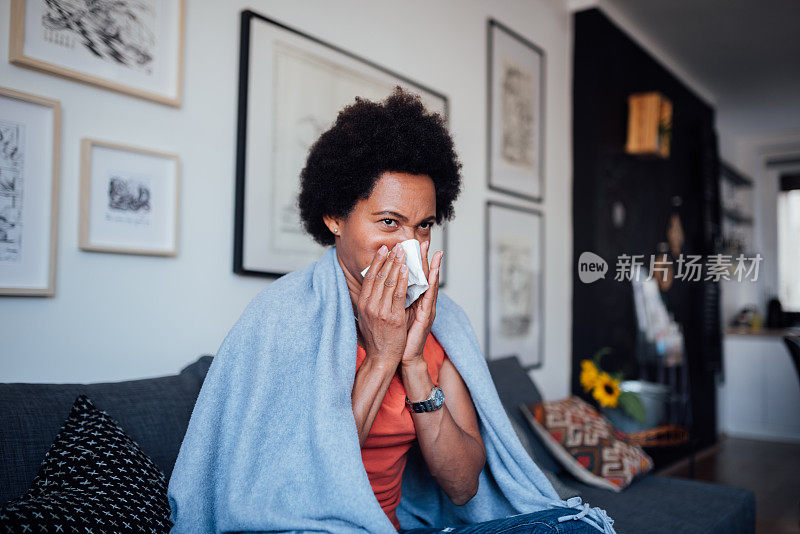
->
[487,19,545,202]
[9,0,185,107]
[79,138,179,256]
[485,200,544,369]
[234,10,449,284]
[0,86,61,296]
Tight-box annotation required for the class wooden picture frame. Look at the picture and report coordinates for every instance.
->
[9,0,185,107]
[487,19,546,202]
[0,86,61,297]
[234,9,449,284]
[79,138,179,256]
[485,200,544,369]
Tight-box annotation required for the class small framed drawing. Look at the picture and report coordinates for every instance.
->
[79,139,179,256]
[9,0,185,107]
[487,19,545,202]
[234,10,449,285]
[485,200,544,369]
[0,86,61,297]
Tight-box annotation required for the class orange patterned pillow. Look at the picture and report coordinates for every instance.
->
[520,396,653,491]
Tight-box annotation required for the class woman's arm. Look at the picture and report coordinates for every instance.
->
[401,356,486,506]
[352,243,409,446]
[352,352,396,447]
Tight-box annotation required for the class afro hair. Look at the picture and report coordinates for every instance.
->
[297,86,463,246]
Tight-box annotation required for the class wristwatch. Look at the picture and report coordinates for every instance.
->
[405,386,445,413]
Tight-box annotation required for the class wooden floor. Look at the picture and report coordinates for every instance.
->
[664,435,800,534]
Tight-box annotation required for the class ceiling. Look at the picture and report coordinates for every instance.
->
[602,0,800,108]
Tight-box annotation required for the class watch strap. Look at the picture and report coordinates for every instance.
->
[405,386,444,413]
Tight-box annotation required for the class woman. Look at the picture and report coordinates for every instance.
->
[167,88,615,534]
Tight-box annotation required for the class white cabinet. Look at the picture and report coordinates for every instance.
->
[717,333,800,442]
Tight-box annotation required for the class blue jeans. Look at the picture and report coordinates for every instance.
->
[398,507,602,533]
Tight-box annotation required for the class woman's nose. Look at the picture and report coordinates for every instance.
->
[395,229,415,244]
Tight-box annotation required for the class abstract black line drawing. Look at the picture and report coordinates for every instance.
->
[0,120,25,263]
[498,235,534,336]
[108,175,151,212]
[42,0,157,74]
[487,19,545,202]
[235,10,448,278]
[105,173,152,226]
[269,41,395,258]
[501,60,535,170]
[486,201,544,369]
[79,138,178,256]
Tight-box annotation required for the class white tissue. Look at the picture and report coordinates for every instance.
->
[360,238,430,308]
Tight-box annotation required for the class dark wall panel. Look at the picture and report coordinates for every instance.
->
[572,9,721,454]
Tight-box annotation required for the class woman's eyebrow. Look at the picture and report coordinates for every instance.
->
[372,210,436,223]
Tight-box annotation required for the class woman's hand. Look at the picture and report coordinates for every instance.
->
[401,241,443,368]
[357,243,411,370]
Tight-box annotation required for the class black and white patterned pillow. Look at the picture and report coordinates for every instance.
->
[0,395,172,533]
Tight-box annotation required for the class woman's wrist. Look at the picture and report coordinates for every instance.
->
[400,357,435,402]
[362,348,401,377]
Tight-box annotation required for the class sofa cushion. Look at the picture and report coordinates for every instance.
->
[522,396,653,491]
[0,395,172,533]
[486,356,563,474]
[0,356,212,506]
[562,474,755,534]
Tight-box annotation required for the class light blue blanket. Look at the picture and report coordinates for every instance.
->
[167,246,616,533]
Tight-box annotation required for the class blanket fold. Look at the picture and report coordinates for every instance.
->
[167,246,616,533]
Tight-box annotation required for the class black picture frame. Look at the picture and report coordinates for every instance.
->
[485,200,544,369]
[234,10,450,284]
[486,18,546,203]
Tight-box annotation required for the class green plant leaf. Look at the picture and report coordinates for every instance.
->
[593,347,612,367]
[618,392,647,424]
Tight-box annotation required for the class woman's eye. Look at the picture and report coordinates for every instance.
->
[381,219,396,227]
[420,222,433,230]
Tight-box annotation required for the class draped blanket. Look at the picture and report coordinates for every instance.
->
[167,246,616,533]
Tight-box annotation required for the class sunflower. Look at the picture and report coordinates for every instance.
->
[592,372,621,408]
[579,359,599,392]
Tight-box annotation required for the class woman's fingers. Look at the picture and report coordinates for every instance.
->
[420,240,430,279]
[392,265,410,316]
[380,245,404,317]
[360,244,388,304]
[401,251,441,363]
[417,251,442,321]
[432,249,443,271]
[429,257,441,314]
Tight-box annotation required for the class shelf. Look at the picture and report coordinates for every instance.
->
[720,162,754,187]
[626,424,690,447]
[722,208,753,225]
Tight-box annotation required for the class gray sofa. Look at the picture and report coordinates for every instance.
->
[0,355,754,533]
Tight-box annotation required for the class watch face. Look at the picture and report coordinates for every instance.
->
[433,387,445,406]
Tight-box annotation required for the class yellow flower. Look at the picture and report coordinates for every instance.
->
[579,360,599,392]
[592,372,621,408]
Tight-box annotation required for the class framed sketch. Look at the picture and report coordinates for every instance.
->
[79,139,179,256]
[234,10,449,284]
[485,200,544,369]
[487,19,545,202]
[0,86,61,296]
[9,0,185,107]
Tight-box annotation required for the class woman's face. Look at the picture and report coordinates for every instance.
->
[324,171,437,283]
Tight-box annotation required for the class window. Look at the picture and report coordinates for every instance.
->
[777,173,800,312]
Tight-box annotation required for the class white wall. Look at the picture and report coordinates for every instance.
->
[0,0,575,400]
[718,130,800,317]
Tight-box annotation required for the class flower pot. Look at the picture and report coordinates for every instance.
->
[602,380,670,433]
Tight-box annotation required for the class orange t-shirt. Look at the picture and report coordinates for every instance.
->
[356,333,448,531]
